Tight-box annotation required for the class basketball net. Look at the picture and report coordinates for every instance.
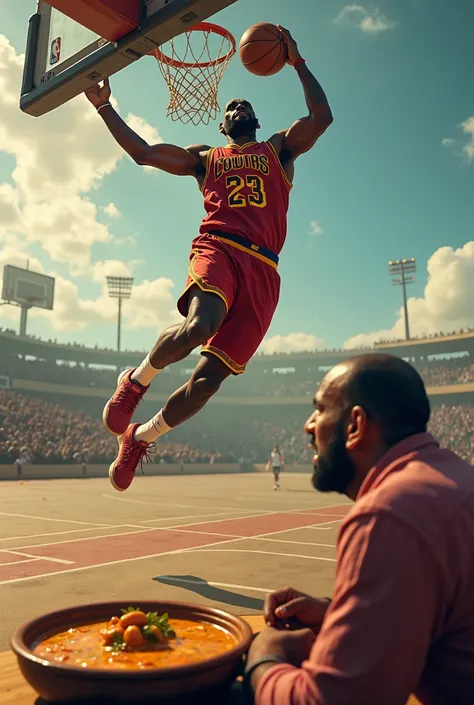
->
[151,22,236,126]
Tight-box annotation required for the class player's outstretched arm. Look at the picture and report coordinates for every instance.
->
[85,79,209,177]
[270,27,333,160]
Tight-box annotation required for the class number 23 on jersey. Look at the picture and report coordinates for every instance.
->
[226,174,267,209]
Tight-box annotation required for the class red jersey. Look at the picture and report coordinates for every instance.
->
[199,141,292,255]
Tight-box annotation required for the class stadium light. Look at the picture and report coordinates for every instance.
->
[388,258,416,341]
[106,276,134,352]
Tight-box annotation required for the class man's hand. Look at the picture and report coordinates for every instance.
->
[85,78,111,108]
[278,26,302,66]
[249,626,315,667]
[265,587,330,632]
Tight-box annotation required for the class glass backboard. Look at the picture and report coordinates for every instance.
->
[20,0,238,117]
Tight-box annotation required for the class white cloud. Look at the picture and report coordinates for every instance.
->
[22,197,111,273]
[123,278,180,331]
[125,114,162,172]
[91,259,134,282]
[260,333,325,354]
[344,241,474,349]
[125,114,162,146]
[0,32,176,338]
[0,34,161,270]
[0,183,21,231]
[442,116,474,161]
[103,202,121,218]
[309,220,323,235]
[334,5,397,33]
[461,117,474,160]
[33,273,179,334]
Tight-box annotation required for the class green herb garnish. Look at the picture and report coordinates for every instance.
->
[145,611,176,640]
[107,632,126,651]
[120,606,141,614]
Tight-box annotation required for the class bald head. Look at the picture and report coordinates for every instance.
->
[328,354,431,445]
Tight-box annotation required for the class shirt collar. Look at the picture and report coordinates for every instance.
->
[357,432,439,500]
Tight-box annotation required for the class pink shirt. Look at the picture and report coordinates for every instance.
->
[256,433,474,705]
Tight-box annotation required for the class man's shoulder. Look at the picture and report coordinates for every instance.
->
[346,448,474,544]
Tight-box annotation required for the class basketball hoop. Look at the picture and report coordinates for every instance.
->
[151,22,236,126]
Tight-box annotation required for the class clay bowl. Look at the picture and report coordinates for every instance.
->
[11,600,254,703]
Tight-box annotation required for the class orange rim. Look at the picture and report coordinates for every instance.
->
[150,22,236,70]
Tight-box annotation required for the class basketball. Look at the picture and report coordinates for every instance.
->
[239,23,288,76]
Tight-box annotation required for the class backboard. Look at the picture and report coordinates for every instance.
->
[2,265,55,310]
[20,0,238,117]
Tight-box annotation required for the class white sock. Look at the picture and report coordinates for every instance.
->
[131,353,163,387]
[134,410,172,444]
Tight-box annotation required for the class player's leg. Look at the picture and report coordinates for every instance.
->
[135,285,228,378]
[136,351,231,438]
[273,468,280,490]
[103,286,227,436]
[108,353,232,492]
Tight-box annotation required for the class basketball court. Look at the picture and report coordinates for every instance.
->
[0,473,349,650]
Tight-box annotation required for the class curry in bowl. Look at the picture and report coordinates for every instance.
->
[12,600,253,702]
[32,606,238,670]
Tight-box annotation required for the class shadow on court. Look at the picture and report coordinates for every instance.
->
[153,575,264,611]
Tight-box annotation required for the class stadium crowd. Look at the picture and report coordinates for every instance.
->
[1,389,473,467]
[1,353,474,398]
[0,390,226,466]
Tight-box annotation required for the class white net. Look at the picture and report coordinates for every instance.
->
[152,24,236,126]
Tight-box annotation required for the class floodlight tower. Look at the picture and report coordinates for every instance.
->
[388,258,416,341]
[106,276,134,352]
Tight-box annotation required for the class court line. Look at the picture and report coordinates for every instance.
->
[251,537,336,549]
[2,512,341,553]
[5,550,74,565]
[0,515,339,587]
[0,533,271,587]
[0,558,38,567]
[162,527,336,549]
[0,526,139,543]
[102,494,347,516]
[0,512,110,528]
[188,549,337,563]
[1,509,306,552]
[102,495,272,515]
[157,576,271,594]
[290,512,348,518]
[308,520,342,528]
[139,510,263,525]
[2,526,158,552]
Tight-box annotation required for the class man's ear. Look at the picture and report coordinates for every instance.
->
[345,406,367,451]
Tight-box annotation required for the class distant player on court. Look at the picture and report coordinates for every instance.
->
[269,446,284,490]
[85,27,333,492]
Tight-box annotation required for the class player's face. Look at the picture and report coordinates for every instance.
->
[305,379,356,495]
[221,99,259,137]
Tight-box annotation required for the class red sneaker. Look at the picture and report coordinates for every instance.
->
[109,423,155,492]
[102,369,149,436]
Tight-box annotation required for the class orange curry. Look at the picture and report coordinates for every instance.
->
[32,607,237,670]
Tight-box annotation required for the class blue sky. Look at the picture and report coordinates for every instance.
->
[0,0,473,353]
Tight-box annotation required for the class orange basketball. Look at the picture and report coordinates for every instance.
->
[239,23,287,76]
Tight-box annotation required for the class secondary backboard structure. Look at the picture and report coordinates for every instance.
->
[2,265,55,311]
[21,0,238,117]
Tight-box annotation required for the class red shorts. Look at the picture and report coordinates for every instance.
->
[177,234,280,374]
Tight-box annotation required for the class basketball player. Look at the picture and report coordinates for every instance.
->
[85,27,333,492]
[269,445,284,490]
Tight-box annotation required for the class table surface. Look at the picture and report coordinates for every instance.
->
[0,615,420,705]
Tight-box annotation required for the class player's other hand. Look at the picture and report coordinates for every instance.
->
[277,26,302,66]
[264,586,331,631]
[85,77,111,107]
